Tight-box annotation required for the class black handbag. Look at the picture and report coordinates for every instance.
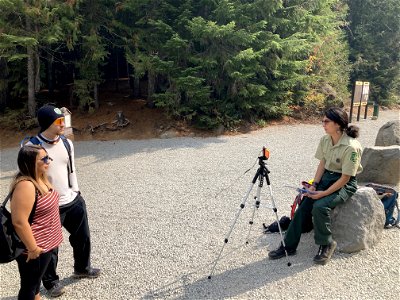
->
[0,191,37,263]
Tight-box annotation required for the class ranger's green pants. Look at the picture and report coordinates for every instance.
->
[284,170,358,249]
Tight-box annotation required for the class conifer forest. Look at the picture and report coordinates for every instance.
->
[0,0,399,128]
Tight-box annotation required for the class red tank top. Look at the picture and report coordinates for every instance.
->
[30,189,63,252]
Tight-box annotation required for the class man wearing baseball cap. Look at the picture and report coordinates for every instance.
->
[31,105,100,297]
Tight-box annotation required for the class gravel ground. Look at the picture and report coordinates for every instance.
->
[0,110,399,300]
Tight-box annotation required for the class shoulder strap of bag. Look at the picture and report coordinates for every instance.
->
[1,192,12,208]
[20,136,40,147]
[3,189,38,225]
[60,135,73,188]
[60,135,73,174]
[394,192,400,227]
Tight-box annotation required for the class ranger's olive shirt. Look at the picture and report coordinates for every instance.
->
[315,133,363,177]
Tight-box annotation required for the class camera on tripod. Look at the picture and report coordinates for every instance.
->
[261,147,270,160]
[208,146,291,279]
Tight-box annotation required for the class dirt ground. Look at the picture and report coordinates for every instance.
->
[0,97,169,149]
[2,90,385,150]
[0,91,311,149]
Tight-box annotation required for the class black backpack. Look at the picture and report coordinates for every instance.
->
[21,135,73,188]
[0,191,37,263]
[366,183,399,228]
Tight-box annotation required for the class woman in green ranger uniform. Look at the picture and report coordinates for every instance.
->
[269,107,363,265]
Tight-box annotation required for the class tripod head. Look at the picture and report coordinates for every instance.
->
[259,147,270,160]
[258,147,270,165]
[255,147,270,183]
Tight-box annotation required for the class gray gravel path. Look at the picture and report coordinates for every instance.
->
[1,110,399,300]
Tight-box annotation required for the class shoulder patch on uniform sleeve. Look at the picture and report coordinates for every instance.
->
[350,152,358,163]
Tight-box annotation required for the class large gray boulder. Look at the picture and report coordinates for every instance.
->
[357,145,400,187]
[331,187,385,253]
[375,120,400,146]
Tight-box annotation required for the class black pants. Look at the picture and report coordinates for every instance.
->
[42,193,92,290]
[17,251,52,300]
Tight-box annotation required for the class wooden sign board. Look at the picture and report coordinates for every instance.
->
[350,81,370,122]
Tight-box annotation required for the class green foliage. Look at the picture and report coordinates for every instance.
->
[0,107,37,130]
[111,0,354,128]
[347,0,400,106]
[73,79,96,111]
[1,0,396,129]
[0,0,85,111]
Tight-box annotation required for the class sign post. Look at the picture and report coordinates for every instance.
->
[349,81,369,122]
[362,82,369,120]
[61,107,74,140]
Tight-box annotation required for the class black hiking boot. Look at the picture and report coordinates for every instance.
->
[268,244,296,260]
[313,240,337,265]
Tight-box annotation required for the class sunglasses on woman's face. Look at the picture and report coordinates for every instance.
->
[40,155,53,164]
[53,117,65,126]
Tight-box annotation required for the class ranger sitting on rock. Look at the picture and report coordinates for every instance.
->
[268,107,363,265]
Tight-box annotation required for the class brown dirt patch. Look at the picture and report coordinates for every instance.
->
[0,93,330,150]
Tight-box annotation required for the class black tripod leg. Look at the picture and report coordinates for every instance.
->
[208,181,256,279]
[245,182,262,244]
[266,184,292,267]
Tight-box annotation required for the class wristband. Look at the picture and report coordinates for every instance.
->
[312,182,319,188]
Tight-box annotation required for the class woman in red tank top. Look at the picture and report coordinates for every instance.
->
[10,145,63,300]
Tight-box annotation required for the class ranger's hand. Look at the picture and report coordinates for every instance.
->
[306,190,325,200]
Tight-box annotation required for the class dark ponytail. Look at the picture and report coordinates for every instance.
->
[345,125,359,138]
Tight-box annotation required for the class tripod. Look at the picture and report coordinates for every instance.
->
[208,148,291,279]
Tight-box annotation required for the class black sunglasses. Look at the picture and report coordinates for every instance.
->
[40,155,53,164]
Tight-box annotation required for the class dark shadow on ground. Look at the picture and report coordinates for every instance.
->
[140,231,358,300]
[0,136,227,174]
[140,236,307,299]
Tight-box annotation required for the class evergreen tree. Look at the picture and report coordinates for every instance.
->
[152,0,351,127]
[0,0,376,129]
[0,0,79,115]
[347,0,400,105]
[115,0,182,107]
[72,0,114,110]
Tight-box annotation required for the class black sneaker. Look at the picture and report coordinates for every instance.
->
[313,240,337,265]
[47,283,65,298]
[268,244,296,260]
[73,267,101,279]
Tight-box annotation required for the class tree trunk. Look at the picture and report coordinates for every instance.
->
[34,48,40,93]
[128,62,134,98]
[93,83,99,109]
[47,51,54,96]
[133,75,140,98]
[115,49,119,92]
[69,68,75,107]
[0,58,8,112]
[129,63,140,98]
[26,17,36,116]
[147,70,155,108]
